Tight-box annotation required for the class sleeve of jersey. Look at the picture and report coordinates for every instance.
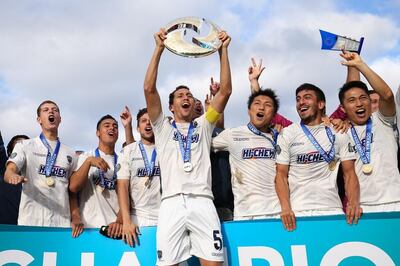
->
[275,128,291,165]
[376,110,396,126]
[150,112,168,134]
[338,133,356,161]
[205,106,221,124]
[6,142,26,171]
[211,129,230,152]
[70,153,79,173]
[117,149,131,180]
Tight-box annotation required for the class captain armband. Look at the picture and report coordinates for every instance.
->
[205,106,221,124]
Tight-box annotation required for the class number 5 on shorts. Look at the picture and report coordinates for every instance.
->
[213,230,222,251]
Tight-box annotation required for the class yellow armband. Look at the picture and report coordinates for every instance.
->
[205,106,221,124]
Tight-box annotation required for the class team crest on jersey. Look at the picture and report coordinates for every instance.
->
[173,132,200,143]
[241,147,276,159]
[276,145,281,155]
[38,164,67,178]
[115,163,121,172]
[296,151,325,164]
[10,152,17,159]
[67,155,72,163]
[136,167,161,177]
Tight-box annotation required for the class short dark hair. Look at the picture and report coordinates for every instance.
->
[136,108,148,127]
[96,114,117,130]
[295,83,326,102]
[247,88,280,114]
[338,81,369,105]
[168,85,190,106]
[7,135,29,157]
[37,100,59,117]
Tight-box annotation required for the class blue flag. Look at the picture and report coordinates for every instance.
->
[319,29,364,54]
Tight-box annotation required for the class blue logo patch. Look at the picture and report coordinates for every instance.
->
[296,151,325,164]
[241,147,276,159]
[38,164,67,178]
[136,166,161,177]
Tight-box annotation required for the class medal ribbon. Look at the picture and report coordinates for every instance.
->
[39,133,61,177]
[172,121,194,164]
[350,118,372,164]
[247,123,278,148]
[300,123,335,164]
[94,148,118,190]
[138,141,157,177]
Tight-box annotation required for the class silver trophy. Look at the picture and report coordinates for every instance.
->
[164,17,222,58]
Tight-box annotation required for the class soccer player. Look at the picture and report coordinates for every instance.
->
[339,51,400,212]
[4,100,77,227]
[212,88,281,220]
[118,108,161,246]
[143,28,231,266]
[69,115,122,237]
[275,84,362,231]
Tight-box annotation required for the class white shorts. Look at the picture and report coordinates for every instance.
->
[131,214,158,227]
[234,213,280,221]
[361,201,400,213]
[295,208,344,217]
[156,194,224,265]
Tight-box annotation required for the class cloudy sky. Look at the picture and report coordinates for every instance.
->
[1,0,399,151]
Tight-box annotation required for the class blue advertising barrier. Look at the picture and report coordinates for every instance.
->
[0,212,399,265]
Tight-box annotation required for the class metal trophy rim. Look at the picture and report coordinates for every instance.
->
[164,16,222,58]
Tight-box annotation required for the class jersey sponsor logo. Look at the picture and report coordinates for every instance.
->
[33,152,47,157]
[233,137,250,141]
[172,132,200,143]
[136,166,161,177]
[296,151,325,164]
[38,164,67,178]
[291,142,305,147]
[241,147,276,159]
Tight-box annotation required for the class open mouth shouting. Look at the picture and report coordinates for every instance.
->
[182,102,191,109]
[144,126,153,133]
[256,112,265,119]
[48,115,55,124]
[299,106,309,114]
[355,108,366,116]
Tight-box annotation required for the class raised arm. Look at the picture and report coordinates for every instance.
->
[341,160,362,224]
[275,163,296,231]
[143,29,166,122]
[210,31,232,114]
[120,106,135,145]
[341,51,396,117]
[248,58,265,94]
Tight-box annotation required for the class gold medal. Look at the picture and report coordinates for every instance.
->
[235,169,243,184]
[362,164,373,174]
[144,176,151,188]
[96,185,105,193]
[328,160,336,171]
[45,177,55,187]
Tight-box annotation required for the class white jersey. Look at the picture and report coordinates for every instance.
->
[212,125,280,217]
[76,150,119,228]
[348,112,400,206]
[151,112,215,199]
[117,142,161,221]
[7,136,77,227]
[276,123,356,212]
